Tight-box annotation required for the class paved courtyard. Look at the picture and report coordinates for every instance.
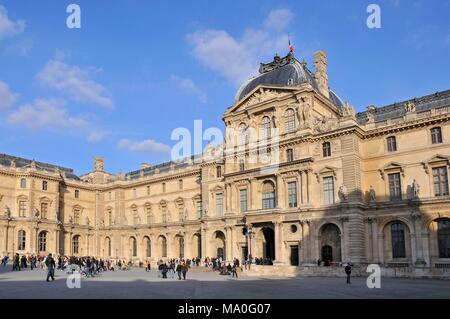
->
[0,265,449,299]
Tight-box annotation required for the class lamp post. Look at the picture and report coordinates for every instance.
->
[245,225,253,261]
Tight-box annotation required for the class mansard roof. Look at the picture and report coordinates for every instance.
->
[0,153,80,180]
[356,89,450,124]
[233,52,344,109]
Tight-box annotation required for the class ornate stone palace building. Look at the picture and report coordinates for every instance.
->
[1,51,449,276]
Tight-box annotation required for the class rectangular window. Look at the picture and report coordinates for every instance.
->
[431,127,443,144]
[286,149,294,162]
[74,210,80,224]
[178,179,183,190]
[433,166,449,196]
[388,173,402,201]
[288,182,298,208]
[147,186,150,195]
[146,207,152,224]
[323,177,335,205]
[20,178,26,188]
[196,200,202,219]
[133,188,137,198]
[162,183,166,193]
[108,192,112,200]
[162,207,167,223]
[217,166,222,178]
[216,193,223,216]
[239,160,245,172]
[42,181,48,191]
[240,189,248,213]
[323,142,331,157]
[74,189,79,199]
[41,203,48,219]
[387,136,397,152]
[19,201,27,217]
[178,205,185,222]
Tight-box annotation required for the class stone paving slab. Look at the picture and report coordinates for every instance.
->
[1,266,449,299]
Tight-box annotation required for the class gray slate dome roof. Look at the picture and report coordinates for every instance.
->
[234,52,344,109]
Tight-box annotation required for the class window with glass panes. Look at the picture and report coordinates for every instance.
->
[323,177,335,205]
[74,209,80,224]
[196,200,202,219]
[260,116,271,140]
[19,201,26,217]
[146,207,152,224]
[178,204,185,221]
[323,142,331,157]
[162,206,168,223]
[41,202,48,219]
[284,109,295,133]
[286,149,294,162]
[216,166,222,178]
[216,193,223,216]
[42,181,48,191]
[433,166,449,196]
[391,223,406,258]
[437,219,450,258]
[20,178,26,188]
[262,182,276,209]
[388,173,402,200]
[387,136,397,152]
[18,230,26,250]
[288,181,297,208]
[431,127,442,144]
[240,189,248,212]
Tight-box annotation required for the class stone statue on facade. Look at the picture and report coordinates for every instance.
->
[94,157,104,172]
[404,101,416,113]
[10,160,16,168]
[342,102,356,117]
[338,185,348,201]
[412,179,420,199]
[34,208,40,219]
[369,185,376,202]
[4,206,11,218]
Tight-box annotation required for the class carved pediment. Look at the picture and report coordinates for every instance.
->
[315,166,338,182]
[379,162,405,179]
[422,154,450,174]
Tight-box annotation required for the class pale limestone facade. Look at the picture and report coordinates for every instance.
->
[1,51,449,276]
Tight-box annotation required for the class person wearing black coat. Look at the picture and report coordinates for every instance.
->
[181,263,188,280]
[176,263,183,280]
[344,263,352,284]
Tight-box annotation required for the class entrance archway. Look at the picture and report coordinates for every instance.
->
[319,223,341,262]
[261,227,275,261]
[212,231,226,259]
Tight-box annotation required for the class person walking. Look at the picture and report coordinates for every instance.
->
[181,262,188,280]
[231,264,238,278]
[345,263,352,284]
[176,263,183,280]
[45,253,56,282]
[13,253,20,271]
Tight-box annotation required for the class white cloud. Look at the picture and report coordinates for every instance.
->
[117,138,171,154]
[87,131,106,143]
[0,5,25,39]
[170,75,207,104]
[186,8,294,86]
[36,58,114,108]
[0,81,18,110]
[264,8,294,31]
[7,98,87,130]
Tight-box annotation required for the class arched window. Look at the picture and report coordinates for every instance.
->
[262,181,276,209]
[18,230,26,250]
[437,219,450,258]
[145,237,151,258]
[38,231,47,252]
[179,237,185,259]
[106,237,112,257]
[391,222,406,258]
[284,109,296,133]
[260,116,271,140]
[73,235,80,254]
[323,142,331,157]
[131,237,137,257]
[161,237,167,257]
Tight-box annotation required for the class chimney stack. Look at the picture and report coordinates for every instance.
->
[314,51,329,99]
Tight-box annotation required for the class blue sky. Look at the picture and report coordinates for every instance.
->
[0,0,449,175]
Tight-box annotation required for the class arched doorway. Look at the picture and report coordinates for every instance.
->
[319,223,341,262]
[192,233,201,258]
[212,231,226,259]
[158,236,167,258]
[143,236,151,258]
[261,227,275,260]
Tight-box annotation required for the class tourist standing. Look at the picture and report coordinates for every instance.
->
[181,262,188,280]
[13,253,20,271]
[176,263,183,280]
[345,263,352,284]
[45,253,56,282]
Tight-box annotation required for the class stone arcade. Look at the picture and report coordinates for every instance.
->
[1,51,450,277]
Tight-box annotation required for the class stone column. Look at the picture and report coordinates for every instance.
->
[371,218,379,263]
[412,213,425,266]
[306,170,311,203]
[201,227,207,259]
[299,171,304,204]
[274,221,283,263]
[276,175,284,209]
[250,178,258,210]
